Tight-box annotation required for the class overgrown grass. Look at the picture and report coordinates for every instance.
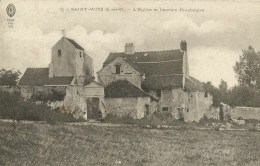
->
[104,113,187,127]
[0,121,259,165]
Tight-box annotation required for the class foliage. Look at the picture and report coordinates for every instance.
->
[0,91,84,122]
[203,81,223,106]
[0,68,21,86]
[234,46,260,89]
[104,112,186,126]
[203,80,260,107]
[30,89,66,102]
[227,85,260,107]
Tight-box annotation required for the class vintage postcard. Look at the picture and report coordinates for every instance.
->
[0,0,260,165]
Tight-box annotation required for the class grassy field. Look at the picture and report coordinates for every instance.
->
[0,121,259,166]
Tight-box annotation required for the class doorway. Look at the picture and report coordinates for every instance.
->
[86,97,100,119]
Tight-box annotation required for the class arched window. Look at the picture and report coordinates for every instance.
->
[58,49,61,56]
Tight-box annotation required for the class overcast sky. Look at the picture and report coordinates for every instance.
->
[1,0,260,87]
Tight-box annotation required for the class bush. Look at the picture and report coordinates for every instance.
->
[30,89,66,103]
[0,91,84,123]
[103,112,185,126]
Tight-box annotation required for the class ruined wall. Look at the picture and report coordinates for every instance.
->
[205,106,220,120]
[157,88,212,122]
[105,96,150,119]
[221,103,260,120]
[64,86,87,119]
[51,38,76,77]
[97,57,142,88]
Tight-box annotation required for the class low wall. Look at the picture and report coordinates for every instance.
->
[221,103,260,120]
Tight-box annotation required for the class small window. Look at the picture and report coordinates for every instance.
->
[162,107,168,112]
[145,104,150,116]
[156,89,161,97]
[115,65,120,74]
[80,52,82,58]
[58,49,61,56]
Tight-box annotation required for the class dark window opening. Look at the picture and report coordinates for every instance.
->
[162,107,168,112]
[58,49,61,56]
[80,52,82,58]
[115,65,121,74]
[205,92,208,97]
[156,89,161,97]
[145,104,150,116]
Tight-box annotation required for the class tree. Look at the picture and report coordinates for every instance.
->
[0,68,21,86]
[234,46,260,89]
[203,81,222,106]
[219,79,228,92]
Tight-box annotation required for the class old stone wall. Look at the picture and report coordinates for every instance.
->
[97,57,142,88]
[156,88,212,122]
[105,96,150,119]
[64,86,87,119]
[221,103,260,120]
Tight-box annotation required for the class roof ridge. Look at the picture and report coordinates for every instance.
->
[110,49,180,54]
[27,67,48,69]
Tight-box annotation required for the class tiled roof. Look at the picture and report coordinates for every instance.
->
[18,68,74,86]
[184,76,205,92]
[104,49,183,65]
[103,49,184,89]
[105,80,150,98]
[66,38,84,50]
[142,75,183,90]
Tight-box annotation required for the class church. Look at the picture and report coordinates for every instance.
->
[18,35,213,122]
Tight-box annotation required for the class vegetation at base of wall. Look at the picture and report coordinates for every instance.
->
[103,113,186,126]
[30,89,66,102]
[0,91,84,123]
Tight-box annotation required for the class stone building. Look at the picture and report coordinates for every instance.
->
[17,36,102,119]
[98,41,213,122]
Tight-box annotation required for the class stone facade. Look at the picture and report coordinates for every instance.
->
[221,103,260,121]
[105,97,151,119]
[49,37,93,82]
[148,88,213,122]
[97,57,142,88]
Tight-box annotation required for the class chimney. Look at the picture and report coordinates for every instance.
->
[180,40,187,51]
[180,40,189,89]
[125,43,135,54]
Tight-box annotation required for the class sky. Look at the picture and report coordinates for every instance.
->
[1,0,260,87]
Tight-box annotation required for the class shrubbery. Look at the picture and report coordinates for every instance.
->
[103,112,185,126]
[30,89,66,103]
[0,91,84,122]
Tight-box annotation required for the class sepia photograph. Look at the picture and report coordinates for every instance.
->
[0,0,260,165]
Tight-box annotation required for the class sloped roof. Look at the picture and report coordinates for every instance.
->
[105,80,150,98]
[184,76,205,92]
[65,38,84,50]
[142,75,183,90]
[104,49,183,65]
[18,68,74,86]
[103,50,184,90]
